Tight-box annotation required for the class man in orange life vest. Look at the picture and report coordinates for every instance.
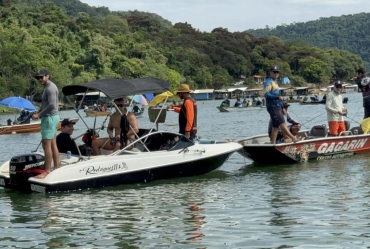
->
[169,84,198,141]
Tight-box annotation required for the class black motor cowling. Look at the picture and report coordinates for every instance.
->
[9,153,45,191]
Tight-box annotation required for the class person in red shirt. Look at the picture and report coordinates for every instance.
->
[169,84,197,141]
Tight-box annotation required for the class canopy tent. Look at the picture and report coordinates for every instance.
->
[62,77,170,99]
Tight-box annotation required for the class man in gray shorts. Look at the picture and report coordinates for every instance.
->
[32,69,60,179]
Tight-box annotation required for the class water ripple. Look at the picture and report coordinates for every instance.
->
[2,93,370,247]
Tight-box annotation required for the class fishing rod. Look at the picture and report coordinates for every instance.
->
[343,114,361,125]
[32,140,42,152]
[288,107,326,129]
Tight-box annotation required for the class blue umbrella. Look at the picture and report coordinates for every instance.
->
[0,96,37,111]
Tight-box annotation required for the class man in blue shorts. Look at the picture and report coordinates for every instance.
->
[263,66,299,144]
[32,69,60,178]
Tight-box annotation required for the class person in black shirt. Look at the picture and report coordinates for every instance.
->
[56,118,90,156]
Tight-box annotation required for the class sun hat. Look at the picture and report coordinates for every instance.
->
[176,84,192,93]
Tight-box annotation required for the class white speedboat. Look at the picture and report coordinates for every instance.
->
[0,77,242,193]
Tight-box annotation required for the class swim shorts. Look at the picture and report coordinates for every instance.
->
[41,115,60,139]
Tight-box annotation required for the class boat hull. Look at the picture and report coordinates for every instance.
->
[32,152,232,193]
[0,118,79,135]
[238,133,370,164]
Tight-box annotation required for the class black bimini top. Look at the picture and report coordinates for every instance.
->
[62,77,171,99]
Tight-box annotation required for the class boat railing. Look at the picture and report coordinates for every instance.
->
[112,131,191,156]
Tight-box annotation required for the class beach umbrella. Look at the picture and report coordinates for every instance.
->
[144,93,154,101]
[148,91,173,107]
[132,95,148,106]
[0,96,37,111]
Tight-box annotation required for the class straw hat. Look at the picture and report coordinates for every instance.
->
[176,84,191,93]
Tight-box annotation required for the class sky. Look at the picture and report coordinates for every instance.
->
[80,0,370,32]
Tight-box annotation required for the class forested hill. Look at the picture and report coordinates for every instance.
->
[0,0,366,100]
[247,13,370,69]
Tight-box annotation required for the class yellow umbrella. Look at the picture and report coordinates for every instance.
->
[360,117,370,134]
[148,91,173,107]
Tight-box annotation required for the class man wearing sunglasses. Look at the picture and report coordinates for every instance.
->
[32,69,60,179]
[263,66,299,144]
[92,98,139,155]
[326,81,348,136]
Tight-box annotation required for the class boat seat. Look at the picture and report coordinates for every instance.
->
[350,126,363,135]
[310,125,328,138]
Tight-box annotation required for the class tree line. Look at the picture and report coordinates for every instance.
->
[0,0,366,100]
[247,13,370,70]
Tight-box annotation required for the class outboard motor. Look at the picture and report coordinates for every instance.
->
[9,153,45,191]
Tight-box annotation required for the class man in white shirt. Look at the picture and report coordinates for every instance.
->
[325,81,348,136]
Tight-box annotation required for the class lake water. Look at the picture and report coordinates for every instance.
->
[1,92,370,248]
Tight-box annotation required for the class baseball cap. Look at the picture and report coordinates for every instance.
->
[35,69,49,78]
[270,66,280,72]
[61,118,76,127]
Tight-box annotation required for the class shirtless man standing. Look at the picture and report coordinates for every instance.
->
[92,98,139,155]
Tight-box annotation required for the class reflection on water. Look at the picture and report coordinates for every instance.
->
[1,93,370,247]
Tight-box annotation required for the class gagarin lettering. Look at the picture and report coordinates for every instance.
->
[318,139,367,154]
[80,163,128,175]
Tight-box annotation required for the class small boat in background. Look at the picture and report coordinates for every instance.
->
[0,118,79,135]
[217,105,266,112]
[85,110,111,116]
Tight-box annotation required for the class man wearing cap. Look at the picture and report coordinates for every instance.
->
[268,102,301,143]
[169,84,197,141]
[263,66,299,144]
[56,119,79,155]
[326,81,348,136]
[354,69,370,118]
[32,69,60,178]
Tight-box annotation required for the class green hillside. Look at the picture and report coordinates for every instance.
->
[0,0,366,101]
[247,13,370,69]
